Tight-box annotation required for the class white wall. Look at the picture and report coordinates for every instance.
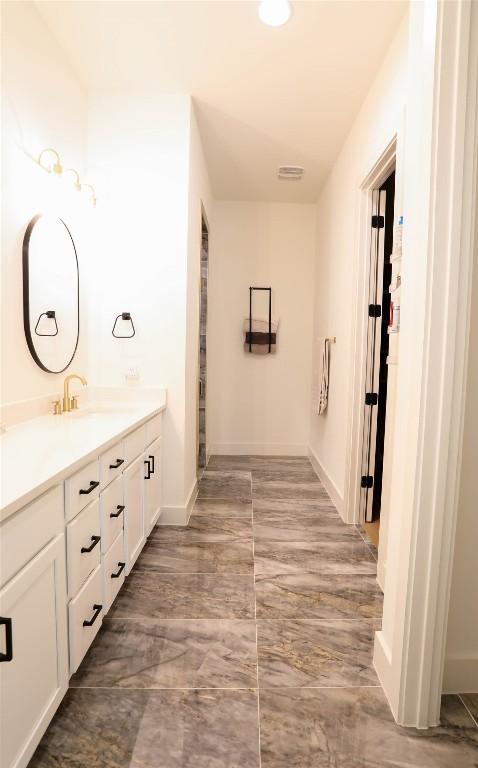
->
[1,1,90,406]
[87,94,211,514]
[308,16,409,508]
[444,177,478,692]
[208,201,315,455]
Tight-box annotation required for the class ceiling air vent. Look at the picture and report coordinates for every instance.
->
[278,165,304,180]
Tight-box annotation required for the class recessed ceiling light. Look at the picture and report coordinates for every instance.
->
[258,0,291,27]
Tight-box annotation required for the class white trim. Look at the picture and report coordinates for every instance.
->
[209,442,308,456]
[157,478,197,526]
[308,445,345,518]
[374,0,478,727]
[343,134,400,526]
[443,654,478,694]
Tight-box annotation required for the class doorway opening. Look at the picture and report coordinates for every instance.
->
[359,169,395,547]
[197,215,209,472]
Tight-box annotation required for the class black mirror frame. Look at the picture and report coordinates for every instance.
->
[22,214,80,374]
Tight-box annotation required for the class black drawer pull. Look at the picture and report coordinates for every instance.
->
[81,535,101,554]
[83,604,102,627]
[148,454,155,474]
[111,562,126,579]
[110,505,125,519]
[0,617,13,662]
[109,458,124,469]
[144,459,152,480]
[79,480,99,495]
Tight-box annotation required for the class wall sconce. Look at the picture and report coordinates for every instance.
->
[82,184,97,207]
[35,148,96,205]
[112,312,135,338]
[37,148,63,174]
[64,168,82,192]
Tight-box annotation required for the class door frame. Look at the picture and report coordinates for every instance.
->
[344,0,478,727]
[359,187,388,524]
[344,136,399,527]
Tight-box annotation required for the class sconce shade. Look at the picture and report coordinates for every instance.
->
[38,148,63,174]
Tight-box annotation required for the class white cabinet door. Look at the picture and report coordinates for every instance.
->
[0,534,68,768]
[123,453,145,574]
[144,438,162,535]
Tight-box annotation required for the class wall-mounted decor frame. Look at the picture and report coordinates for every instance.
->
[247,286,273,353]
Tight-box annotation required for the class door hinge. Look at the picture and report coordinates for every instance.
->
[365,392,378,406]
[361,475,373,489]
[368,304,381,318]
[371,215,384,229]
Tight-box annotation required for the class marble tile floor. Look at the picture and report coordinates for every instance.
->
[30,456,478,767]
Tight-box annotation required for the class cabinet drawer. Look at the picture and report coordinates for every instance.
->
[65,459,100,523]
[68,564,103,674]
[99,440,126,489]
[67,499,101,597]
[100,475,124,553]
[102,530,125,612]
[124,425,146,465]
[145,414,162,447]
[1,485,63,588]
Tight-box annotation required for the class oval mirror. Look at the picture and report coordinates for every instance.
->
[23,214,79,373]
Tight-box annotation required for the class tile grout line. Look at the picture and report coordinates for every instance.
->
[457,694,478,729]
[251,475,263,768]
[70,684,382,692]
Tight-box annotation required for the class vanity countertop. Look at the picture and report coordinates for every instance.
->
[0,395,166,522]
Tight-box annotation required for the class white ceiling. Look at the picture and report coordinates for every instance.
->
[35,0,407,202]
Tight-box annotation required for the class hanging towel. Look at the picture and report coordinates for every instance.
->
[243,317,279,354]
[318,338,330,414]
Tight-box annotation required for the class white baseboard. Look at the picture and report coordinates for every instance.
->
[157,478,198,526]
[373,630,397,716]
[307,445,345,517]
[443,653,478,693]
[209,442,308,456]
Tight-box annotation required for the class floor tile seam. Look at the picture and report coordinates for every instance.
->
[255,622,262,768]
[103,616,383,624]
[253,537,378,550]
[253,570,379,579]
[457,694,478,729]
[197,496,253,502]
[252,486,262,768]
[257,684,383,691]
[146,538,255,545]
[131,570,255,575]
[67,685,260,692]
[103,616,258,623]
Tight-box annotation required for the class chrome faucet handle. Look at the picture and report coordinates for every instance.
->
[51,400,62,416]
[71,395,79,410]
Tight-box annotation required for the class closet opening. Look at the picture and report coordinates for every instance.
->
[360,169,395,547]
